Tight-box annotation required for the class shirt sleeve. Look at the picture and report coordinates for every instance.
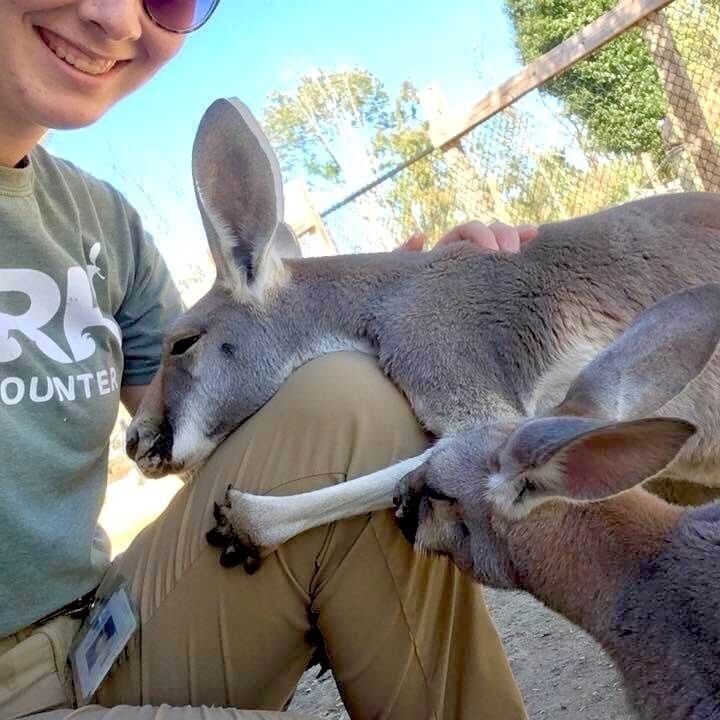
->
[115,206,184,387]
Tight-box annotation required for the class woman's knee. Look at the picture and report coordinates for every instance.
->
[203,352,429,490]
[269,352,420,437]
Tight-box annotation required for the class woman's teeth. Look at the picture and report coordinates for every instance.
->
[41,30,116,76]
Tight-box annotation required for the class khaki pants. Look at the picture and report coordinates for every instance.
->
[3,353,526,720]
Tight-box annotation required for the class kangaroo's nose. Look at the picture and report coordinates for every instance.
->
[124,416,175,478]
[394,488,422,546]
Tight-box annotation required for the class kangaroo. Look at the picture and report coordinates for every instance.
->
[390,284,720,720]
[126,97,720,573]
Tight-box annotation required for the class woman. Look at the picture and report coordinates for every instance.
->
[0,2,535,719]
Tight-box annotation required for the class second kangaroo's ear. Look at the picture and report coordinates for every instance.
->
[555,284,720,421]
[491,416,696,514]
[193,97,288,299]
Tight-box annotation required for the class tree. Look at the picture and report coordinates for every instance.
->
[504,0,667,155]
[264,68,392,186]
[263,69,469,247]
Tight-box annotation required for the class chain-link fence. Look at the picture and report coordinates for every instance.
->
[318,0,720,253]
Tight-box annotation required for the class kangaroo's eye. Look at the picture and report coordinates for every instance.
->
[170,334,202,356]
[515,477,537,504]
[425,487,456,504]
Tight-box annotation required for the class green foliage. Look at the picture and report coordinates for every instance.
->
[461,104,651,226]
[505,0,667,154]
[262,65,662,245]
[263,69,467,244]
[372,82,463,241]
[501,149,648,224]
[264,68,393,183]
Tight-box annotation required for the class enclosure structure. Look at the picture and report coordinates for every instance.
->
[294,0,720,253]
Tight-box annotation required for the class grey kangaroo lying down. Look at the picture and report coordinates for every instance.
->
[126,99,720,713]
[127,97,720,548]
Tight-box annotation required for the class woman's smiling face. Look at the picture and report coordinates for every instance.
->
[0,1,184,134]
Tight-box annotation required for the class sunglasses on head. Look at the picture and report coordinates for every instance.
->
[143,0,220,34]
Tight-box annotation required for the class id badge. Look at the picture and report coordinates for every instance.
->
[70,583,138,704]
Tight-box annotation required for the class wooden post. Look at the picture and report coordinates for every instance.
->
[642,11,720,191]
[436,0,676,148]
[284,178,338,256]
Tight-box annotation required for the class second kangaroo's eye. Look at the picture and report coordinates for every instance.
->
[171,334,202,356]
[515,477,537,504]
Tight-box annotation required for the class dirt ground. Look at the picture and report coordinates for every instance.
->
[288,589,633,720]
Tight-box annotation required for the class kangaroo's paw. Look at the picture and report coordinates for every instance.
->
[206,486,274,574]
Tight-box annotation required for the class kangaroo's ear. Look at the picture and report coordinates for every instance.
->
[554,284,720,421]
[192,97,287,299]
[490,416,696,516]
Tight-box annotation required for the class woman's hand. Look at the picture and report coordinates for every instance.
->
[399,221,538,253]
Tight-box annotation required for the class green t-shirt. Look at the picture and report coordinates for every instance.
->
[0,146,183,638]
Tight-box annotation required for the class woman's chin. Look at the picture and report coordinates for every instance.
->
[28,95,111,132]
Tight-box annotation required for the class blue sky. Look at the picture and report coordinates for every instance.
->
[47,0,525,273]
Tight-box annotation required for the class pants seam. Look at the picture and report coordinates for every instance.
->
[258,471,347,496]
[322,515,439,720]
[369,517,439,720]
[302,474,438,719]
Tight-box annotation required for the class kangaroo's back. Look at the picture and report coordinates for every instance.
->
[373,192,720,440]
